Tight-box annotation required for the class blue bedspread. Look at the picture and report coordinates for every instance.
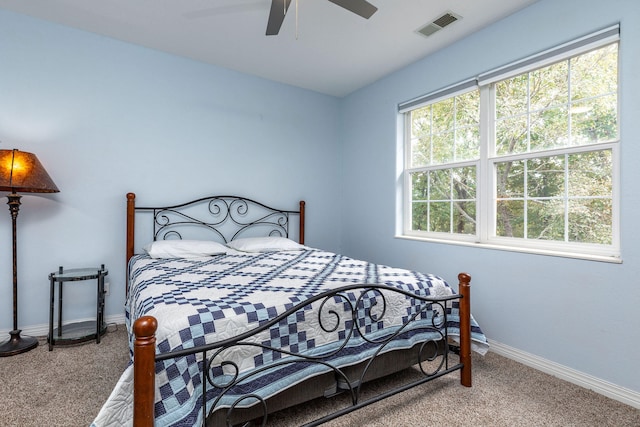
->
[93,248,488,426]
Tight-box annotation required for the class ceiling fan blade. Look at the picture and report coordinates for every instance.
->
[327,0,378,19]
[266,0,292,36]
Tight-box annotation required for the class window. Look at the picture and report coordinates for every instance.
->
[407,90,479,236]
[400,26,620,260]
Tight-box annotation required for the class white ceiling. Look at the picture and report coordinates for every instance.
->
[0,0,538,97]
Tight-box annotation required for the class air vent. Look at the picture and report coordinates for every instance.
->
[416,12,461,37]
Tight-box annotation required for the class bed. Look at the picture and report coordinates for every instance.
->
[92,193,488,427]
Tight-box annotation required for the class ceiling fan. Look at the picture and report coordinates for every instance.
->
[266,0,378,36]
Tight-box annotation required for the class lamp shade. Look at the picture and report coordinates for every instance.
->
[0,149,59,193]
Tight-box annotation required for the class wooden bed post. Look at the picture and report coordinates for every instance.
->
[126,193,136,298]
[126,192,136,262]
[133,315,158,427]
[458,273,472,387]
[299,200,305,245]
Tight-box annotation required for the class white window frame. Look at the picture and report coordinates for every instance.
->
[398,25,621,262]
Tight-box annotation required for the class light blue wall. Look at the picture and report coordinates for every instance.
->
[0,9,342,332]
[340,0,640,393]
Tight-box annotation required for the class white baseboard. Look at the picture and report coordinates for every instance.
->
[0,313,127,340]
[489,340,640,410]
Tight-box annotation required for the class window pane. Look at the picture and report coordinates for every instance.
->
[496,115,528,156]
[496,74,528,119]
[456,90,480,127]
[432,98,454,132]
[429,169,450,200]
[494,43,618,157]
[409,90,480,167]
[527,199,565,240]
[411,135,431,168]
[452,166,476,199]
[496,200,524,238]
[412,201,428,231]
[530,107,569,151]
[568,150,612,197]
[455,89,480,161]
[453,201,476,234]
[571,44,618,101]
[568,199,612,244]
[570,94,618,144]
[456,126,480,161]
[497,160,524,198]
[432,131,455,164]
[430,202,451,232]
[409,166,477,236]
[410,107,431,167]
[527,156,565,198]
[530,61,568,112]
[411,106,431,137]
[411,172,428,200]
[452,166,476,235]
[496,151,613,244]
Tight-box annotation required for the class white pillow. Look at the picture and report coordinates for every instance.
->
[143,240,229,259]
[226,237,305,253]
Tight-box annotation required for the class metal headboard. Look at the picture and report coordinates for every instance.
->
[126,193,305,265]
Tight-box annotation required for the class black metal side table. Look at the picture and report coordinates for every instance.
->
[48,265,108,351]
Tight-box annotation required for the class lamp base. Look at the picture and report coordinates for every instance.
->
[0,329,39,357]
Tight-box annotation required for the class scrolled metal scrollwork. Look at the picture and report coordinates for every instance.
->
[160,230,182,240]
[352,288,389,344]
[207,198,232,223]
[154,211,172,227]
[430,301,447,329]
[148,197,294,243]
[227,394,267,427]
[416,338,447,377]
[228,198,249,220]
[154,283,464,427]
[318,292,354,334]
[206,356,241,389]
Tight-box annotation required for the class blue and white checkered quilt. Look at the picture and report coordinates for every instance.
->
[92,248,487,427]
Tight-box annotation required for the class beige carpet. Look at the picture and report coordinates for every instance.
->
[0,324,638,426]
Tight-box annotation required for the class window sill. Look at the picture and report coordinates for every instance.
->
[395,234,622,264]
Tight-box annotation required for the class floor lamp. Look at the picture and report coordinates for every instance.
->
[0,149,59,357]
